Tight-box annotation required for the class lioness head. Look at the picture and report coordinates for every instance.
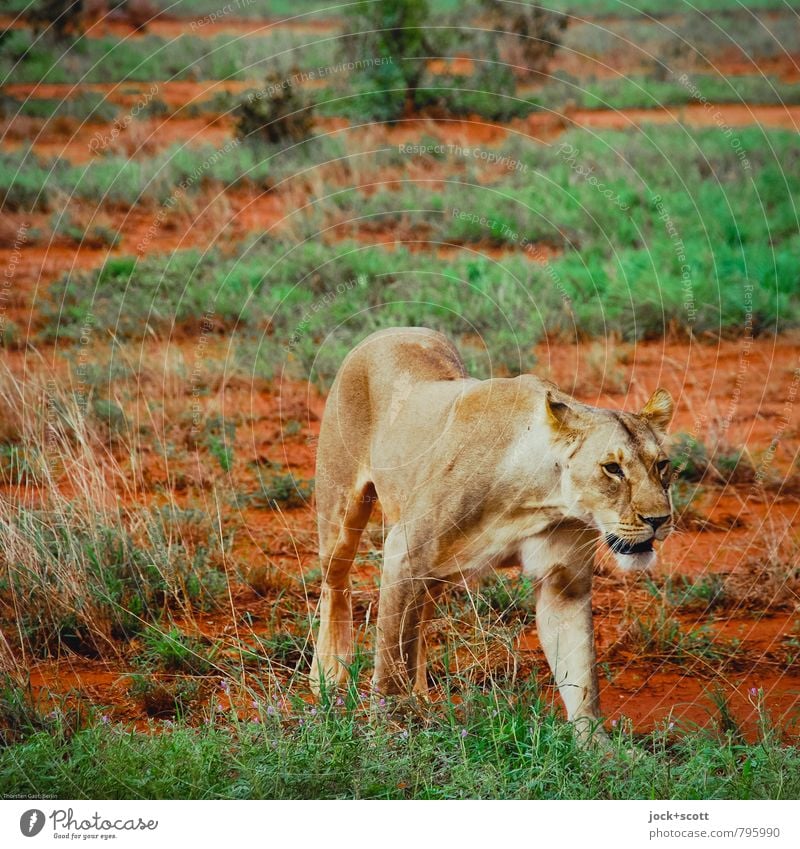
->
[546,388,675,571]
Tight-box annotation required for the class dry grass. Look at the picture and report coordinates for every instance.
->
[580,340,631,395]
[726,519,800,611]
[0,357,233,663]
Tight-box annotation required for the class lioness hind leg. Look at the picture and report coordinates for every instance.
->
[373,527,434,697]
[412,582,444,699]
[311,483,375,696]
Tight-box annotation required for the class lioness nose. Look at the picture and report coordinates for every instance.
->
[640,514,670,531]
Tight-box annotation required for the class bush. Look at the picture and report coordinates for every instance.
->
[239,462,315,510]
[25,0,83,40]
[414,64,537,120]
[234,71,315,144]
[671,432,709,481]
[342,0,432,116]
[480,0,569,77]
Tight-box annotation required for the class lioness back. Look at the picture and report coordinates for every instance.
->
[348,326,469,407]
[316,327,477,523]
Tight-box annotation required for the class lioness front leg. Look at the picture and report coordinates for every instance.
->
[522,528,606,746]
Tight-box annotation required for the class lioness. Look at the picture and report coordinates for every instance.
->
[311,327,674,742]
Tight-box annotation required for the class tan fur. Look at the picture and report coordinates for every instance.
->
[311,327,674,744]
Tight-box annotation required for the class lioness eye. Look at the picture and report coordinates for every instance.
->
[603,462,623,477]
[657,459,670,474]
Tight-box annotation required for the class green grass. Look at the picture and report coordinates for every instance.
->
[7,62,800,131]
[5,10,800,126]
[2,503,229,655]
[43,240,544,381]
[671,433,757,483]
[549,0,800,16]
[0,142,269,211]
[0,90,120,122]
[151,0,800,16]
[629,609,741,666]
[646,574,728,610]
[238,465,316,510]
[564,9,800,62]
[6,0,800,95]
[135,627,217,675]
[0,370,231,656]
[451,572,537,626]
[0,29,338,85]
[1,677,798,799]
[534,73,800,111]
[33,124,798,379]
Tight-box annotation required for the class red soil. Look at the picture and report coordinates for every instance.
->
[3,114,234,163]
[560,102,800,133]
[0,14,340,39]
[2,80,254,109]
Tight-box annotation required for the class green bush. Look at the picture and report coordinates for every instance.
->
[234,72,314,143]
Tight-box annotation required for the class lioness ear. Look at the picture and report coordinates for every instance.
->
[640,388,674,433]
[545,391,577,432]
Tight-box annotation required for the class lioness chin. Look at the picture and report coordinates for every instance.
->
[311,327,674,745]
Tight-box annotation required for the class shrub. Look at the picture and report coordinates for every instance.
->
[671,432,709,481]
[234,71,315,144]
[414,65,537,121]
[480,0,569,77]
[342,0,432,116]
[25,0,83,40]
